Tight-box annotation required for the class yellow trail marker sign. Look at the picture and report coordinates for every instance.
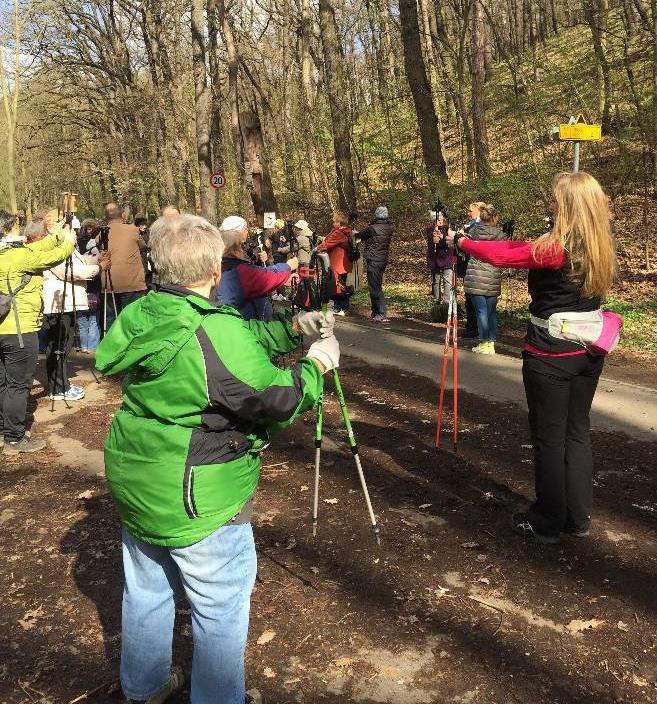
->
[559,117,602,142]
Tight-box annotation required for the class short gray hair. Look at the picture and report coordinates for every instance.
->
[219,225,248,250]
[149,215,224,286]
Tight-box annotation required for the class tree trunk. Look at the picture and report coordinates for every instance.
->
[471,0,492,180]
[398,0,447,183]
[217,0,247,212]
[318,0,358,213]
[191,0,215,218]
[585,0,612,133]
[240,110,278,219]
[207,0,224,222]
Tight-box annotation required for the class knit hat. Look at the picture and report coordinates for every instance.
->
[220,215,248,232]
[374,206,388,219]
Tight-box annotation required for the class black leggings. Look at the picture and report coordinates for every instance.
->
[522,351,604,536]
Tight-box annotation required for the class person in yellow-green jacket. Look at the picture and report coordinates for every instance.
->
[0,209,76,454]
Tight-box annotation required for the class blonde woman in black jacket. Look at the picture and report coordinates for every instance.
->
[464,204,505,354]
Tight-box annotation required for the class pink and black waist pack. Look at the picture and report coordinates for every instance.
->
[530,309,624,355]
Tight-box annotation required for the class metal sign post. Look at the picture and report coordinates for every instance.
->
[552,114,602,172]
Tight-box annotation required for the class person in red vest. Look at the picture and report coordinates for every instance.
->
[316,211,353,316]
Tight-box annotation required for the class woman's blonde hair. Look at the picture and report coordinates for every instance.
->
[533,171,616,297]
[478,203,497,223]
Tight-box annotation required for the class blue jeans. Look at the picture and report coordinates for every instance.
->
[77,309,99,350]
[121,523,257,704]
[471,294,498,342]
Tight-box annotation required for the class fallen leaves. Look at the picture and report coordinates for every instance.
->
[565,618,605,633]
[323,498,339,505]
[256,630,276,645]
[263,667,276,679]
[333,656,357,669]
[76,490,94,500]
[18,605,45,630]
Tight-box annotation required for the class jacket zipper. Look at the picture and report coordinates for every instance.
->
[183,465,198,519]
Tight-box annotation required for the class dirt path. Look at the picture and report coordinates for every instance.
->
[1,350,657,704]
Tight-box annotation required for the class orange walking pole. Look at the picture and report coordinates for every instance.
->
[435,262,459,451]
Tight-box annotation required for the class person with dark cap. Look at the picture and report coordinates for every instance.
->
[356,205,393,322]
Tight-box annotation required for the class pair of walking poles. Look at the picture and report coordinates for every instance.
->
[301,252,381,543]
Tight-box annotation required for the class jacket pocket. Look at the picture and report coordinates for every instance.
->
[182,456,259,520]
[183,465,199,519]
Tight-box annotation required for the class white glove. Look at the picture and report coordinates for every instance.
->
[307,334,340,373]
[295,310,335,340]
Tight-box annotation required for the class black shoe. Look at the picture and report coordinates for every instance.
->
[563,522,591,538]
[461,330,478,339]
[511,513,560,544]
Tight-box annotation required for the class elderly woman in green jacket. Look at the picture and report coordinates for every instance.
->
[0,209,76,454]
[96,213,338,704]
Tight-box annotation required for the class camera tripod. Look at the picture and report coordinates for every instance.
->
[304,253,380,543]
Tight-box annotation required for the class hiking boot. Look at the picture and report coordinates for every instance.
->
[4,437,47,455]
[125,666,184,704]
[246,689,263,704]
[512,513,560,545]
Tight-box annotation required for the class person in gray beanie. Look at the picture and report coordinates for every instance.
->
[355,206,393,322]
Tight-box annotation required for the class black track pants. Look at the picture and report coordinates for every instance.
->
[522,351,604,536]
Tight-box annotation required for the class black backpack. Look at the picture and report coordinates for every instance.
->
[345,235,361,263]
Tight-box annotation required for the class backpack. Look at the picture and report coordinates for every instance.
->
[0,272,32,348]
[345,235,361,263]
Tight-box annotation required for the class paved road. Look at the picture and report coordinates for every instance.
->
[337,318,657,442]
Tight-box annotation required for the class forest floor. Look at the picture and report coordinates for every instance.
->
[1,330,657,704]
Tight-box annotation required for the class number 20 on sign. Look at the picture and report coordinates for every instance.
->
[209,171,227,189]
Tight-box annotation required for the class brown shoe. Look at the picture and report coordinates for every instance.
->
[125,666,184,704]
[3,437,46,455]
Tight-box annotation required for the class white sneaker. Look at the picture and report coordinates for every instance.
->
[50,387,86,401]
[335,310,346,317]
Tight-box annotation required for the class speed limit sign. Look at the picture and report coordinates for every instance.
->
[209,171,227,189]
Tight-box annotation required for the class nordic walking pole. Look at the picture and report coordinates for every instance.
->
[331,367,381,544]
[451,268,459,452]
[312,390,323,537]
[435,299,452,447]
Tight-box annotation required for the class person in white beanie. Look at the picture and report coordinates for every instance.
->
[216,215,299,320]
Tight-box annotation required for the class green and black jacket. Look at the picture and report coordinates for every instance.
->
[96,285,322,547]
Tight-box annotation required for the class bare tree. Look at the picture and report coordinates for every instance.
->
[318,0,357,212]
